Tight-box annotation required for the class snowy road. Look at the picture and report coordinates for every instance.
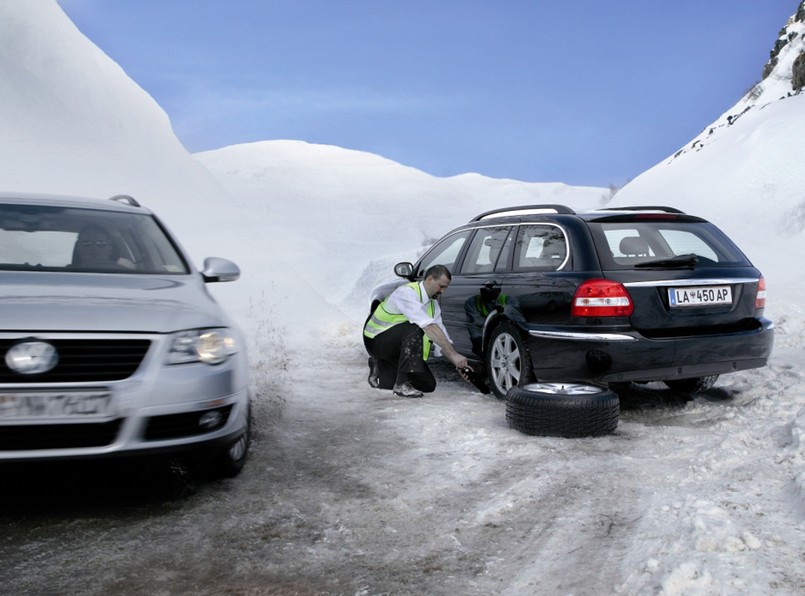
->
[1,304,803,595]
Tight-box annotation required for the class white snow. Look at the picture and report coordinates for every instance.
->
[1,1,803,594]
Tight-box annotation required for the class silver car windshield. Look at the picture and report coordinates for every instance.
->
[0,204,189,274]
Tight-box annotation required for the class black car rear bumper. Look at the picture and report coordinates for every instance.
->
[525,318,774,383]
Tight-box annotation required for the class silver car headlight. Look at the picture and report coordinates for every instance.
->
[167,328,238,365]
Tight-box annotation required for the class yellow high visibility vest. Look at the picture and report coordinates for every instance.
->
[363,282,435,360]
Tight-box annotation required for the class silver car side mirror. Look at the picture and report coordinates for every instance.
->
[201,257,241,283]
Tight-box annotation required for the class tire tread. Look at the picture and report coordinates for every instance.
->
[505,385,619,438]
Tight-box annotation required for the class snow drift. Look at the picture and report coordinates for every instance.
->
[611,10,805,300]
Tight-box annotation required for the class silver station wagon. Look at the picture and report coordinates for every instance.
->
[0,192,250,477]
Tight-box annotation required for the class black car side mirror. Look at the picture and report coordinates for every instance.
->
[394,262,414,278]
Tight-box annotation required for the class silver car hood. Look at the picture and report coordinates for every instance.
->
[0,272,227,333]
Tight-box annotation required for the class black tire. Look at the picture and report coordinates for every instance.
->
[664,375,719,394]
[505,382,619,438]
[486,321,533,399]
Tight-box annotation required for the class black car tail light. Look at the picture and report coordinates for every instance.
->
[755,276,767,310]
[572,279,634,317]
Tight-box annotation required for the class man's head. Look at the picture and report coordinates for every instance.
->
[423,264,452,299]
[75,224,113,265]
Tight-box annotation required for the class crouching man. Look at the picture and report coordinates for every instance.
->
[363,264,471,398]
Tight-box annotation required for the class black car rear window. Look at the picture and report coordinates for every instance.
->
[587,221,751,270]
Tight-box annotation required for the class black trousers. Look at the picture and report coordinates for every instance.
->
[364,323,436,393]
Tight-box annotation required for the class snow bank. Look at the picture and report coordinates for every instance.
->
[195,139,608,315]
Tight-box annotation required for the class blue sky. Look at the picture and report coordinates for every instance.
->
[58,0,798,187]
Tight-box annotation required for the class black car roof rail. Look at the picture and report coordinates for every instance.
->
[471,204,576,222]
[109,194,141,208]
[595,205,685,214]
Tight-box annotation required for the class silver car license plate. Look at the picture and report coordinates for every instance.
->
[0,390,113,419]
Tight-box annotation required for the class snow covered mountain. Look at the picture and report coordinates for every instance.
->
[0,0,607,327]
[612,2,805,299]
[194,139,607,310]
[0,1,341,330]
[0,2,229,222]
[0,0,802,316]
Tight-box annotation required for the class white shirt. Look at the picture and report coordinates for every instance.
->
[386,282,452,352]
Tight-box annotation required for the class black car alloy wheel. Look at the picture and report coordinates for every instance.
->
[486,322,533,399]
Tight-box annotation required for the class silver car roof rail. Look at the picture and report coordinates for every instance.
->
[471,204,576,222]
[109,194,141,208]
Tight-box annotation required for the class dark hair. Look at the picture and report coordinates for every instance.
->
[424,264,452,281]
[78,223,111,240]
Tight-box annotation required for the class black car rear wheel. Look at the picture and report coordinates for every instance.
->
[505,382,619,438]
[486,322,533,399]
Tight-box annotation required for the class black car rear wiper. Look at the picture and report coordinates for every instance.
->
[634,254,699,268]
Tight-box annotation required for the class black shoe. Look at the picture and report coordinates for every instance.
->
[367,357,380,388]
[393,382,423,398]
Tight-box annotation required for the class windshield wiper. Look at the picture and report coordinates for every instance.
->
[634,254,699,269]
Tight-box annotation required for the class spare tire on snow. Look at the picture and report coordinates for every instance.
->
[505,382,619,438]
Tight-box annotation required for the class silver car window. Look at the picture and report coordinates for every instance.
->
[0,204,189,274]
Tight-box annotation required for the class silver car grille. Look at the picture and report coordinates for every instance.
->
[0,339,151,383]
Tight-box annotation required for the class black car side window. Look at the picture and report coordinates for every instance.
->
[459,227,512,275]
[514,224,568,271]
[416,229,473,276]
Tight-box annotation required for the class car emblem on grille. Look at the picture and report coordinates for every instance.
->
[5,340,59,375]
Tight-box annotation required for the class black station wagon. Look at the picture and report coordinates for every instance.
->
[369,205,774,399]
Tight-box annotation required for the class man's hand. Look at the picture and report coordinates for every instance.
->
[446,351,469,371]
[457,364,474,381]
[423,322,475,384]
[458,364,491,394]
